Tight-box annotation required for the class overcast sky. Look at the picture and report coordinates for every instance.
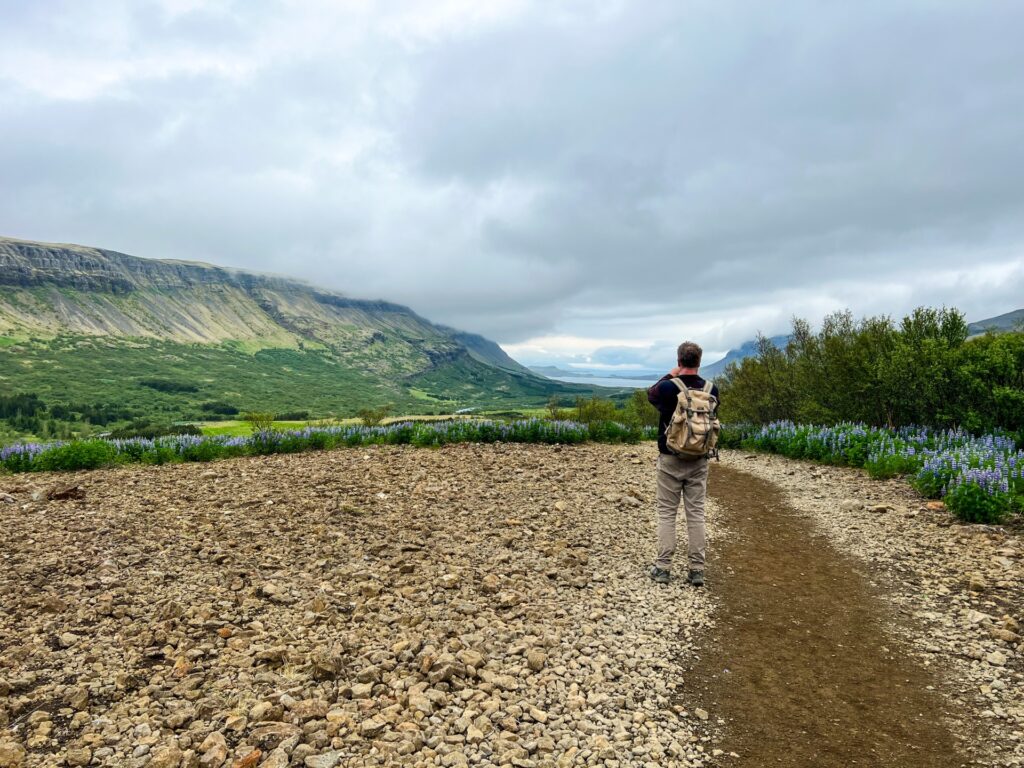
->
[2,1,1023,369]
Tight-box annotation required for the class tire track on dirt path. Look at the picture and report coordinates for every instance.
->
[694,463,969,767]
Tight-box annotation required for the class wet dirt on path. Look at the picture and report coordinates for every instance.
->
[695,463,969,768]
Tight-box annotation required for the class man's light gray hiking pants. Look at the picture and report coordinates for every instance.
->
[654,453,708,571]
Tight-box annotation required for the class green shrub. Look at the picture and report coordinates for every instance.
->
[35,440,118,471]
[177,440,226,462]
[622,390,659,428]
[586,420,641,443]
[573,396,619,425]
[242,411,276,432]
[141,445,179,465]
[200,401,239,416]
[944,482,1009,524]
[139,378,199,393]
[720,307,1024,434]
[864,452,918,479]
[358,405,393,427]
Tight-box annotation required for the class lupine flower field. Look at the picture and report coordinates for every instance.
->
[725,421,1024,523]
[0,418,656,474]
[2,416,1021,523]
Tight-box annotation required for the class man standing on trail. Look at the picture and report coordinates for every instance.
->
[646,341,719,587]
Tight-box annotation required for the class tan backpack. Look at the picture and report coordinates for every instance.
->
[665,378,721,459]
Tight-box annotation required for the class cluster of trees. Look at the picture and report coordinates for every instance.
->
[548,390,659,428]
[719,308,1024,433]
[0,392,140,439]
[139,378,199,393]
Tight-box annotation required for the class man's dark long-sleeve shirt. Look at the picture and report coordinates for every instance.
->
[647,374,720,454]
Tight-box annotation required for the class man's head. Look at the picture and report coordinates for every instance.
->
[677,341,703,369]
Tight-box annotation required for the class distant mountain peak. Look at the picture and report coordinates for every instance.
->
[701,334,790,378]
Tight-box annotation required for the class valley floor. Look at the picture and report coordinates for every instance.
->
[0,445,1019,767]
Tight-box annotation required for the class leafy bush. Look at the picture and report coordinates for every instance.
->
[358,405,393,427]
[277,410,311,421]
[34,440,118,471]
[242,411,275,432]
[622,390,659,428]
[176,437,227,462]
[574,396,620,425]
[139,378,199,393]
[720,307,1024,434]
[944,482,1010,524]
[200,401,239,416]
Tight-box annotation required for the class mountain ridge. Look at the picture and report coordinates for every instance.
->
[0,236,579,416]
[968,308,1024,336]
[0,235,530,376]
[702,335,791,378]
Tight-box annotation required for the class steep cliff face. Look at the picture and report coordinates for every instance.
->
[0,237,268,291]
[0,237,481,377]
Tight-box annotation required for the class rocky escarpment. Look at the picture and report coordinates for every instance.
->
[0,238,296,293]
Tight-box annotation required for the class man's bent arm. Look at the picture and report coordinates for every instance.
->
[647,374,672,405]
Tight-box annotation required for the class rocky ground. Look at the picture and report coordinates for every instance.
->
[3,443,1021,768]
[0,443,717,768]
[725,452,1024,766]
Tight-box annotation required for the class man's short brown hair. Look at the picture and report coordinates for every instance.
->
[677,341,703,368]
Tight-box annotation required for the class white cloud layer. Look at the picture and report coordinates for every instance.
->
[1,1,1023,369]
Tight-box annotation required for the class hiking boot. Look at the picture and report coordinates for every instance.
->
[648,565,670,585]
[687,570,705,588]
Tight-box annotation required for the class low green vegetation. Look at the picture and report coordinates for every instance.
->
[357,404,393,426]
[0,419,657,473]
[547,390,659,428]
[721,422,1023,524]
[0,334,605,441]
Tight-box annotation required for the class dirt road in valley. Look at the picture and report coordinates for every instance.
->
[697,464,966,767]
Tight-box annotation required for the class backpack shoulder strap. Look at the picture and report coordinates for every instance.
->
[702,379,714,394]
[671,378,693,408]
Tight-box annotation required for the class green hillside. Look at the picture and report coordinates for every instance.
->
[968,308,1024,336]
[0,236,593,438]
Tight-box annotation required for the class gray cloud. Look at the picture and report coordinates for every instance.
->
[1,0,1023,369]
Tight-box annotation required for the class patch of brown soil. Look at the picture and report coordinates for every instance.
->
[697,464,968,767]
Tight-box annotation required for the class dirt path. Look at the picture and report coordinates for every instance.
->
[696,463,968,767]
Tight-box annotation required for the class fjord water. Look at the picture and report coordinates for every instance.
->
[550,375,653,388]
